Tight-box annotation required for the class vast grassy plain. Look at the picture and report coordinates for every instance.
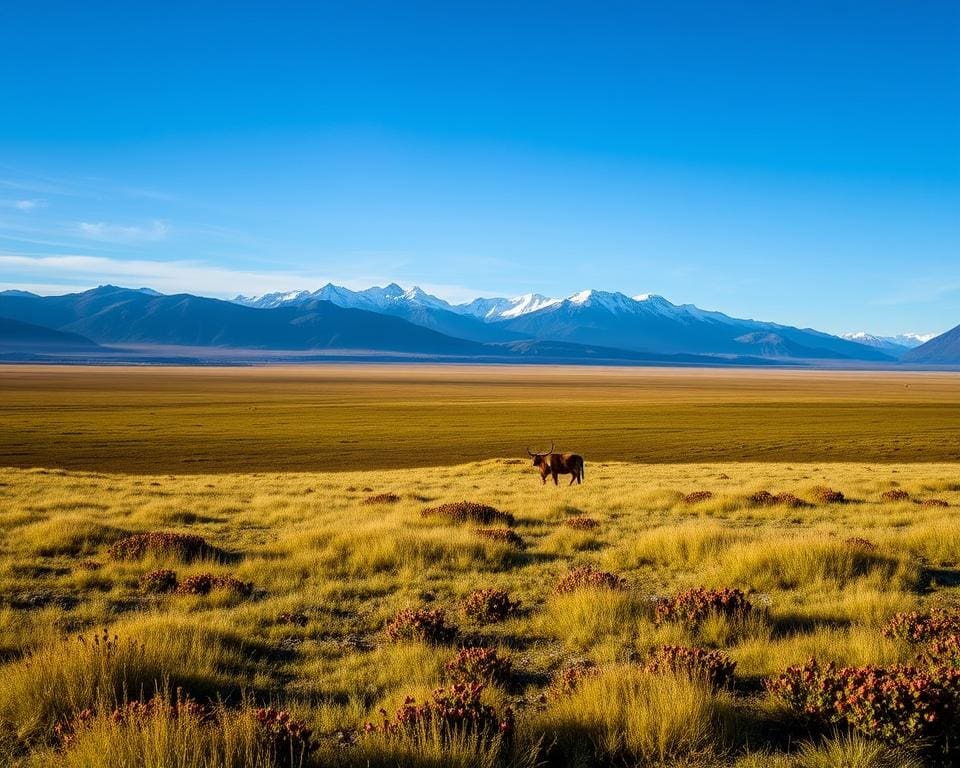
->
[3,365,960,767]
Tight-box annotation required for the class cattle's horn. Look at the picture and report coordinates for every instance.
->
[527,447,536,457]
[548,440,555,454]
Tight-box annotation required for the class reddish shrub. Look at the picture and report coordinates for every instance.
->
[277,611,309,627]
[564,516,599,530]
[844,537,878,551]
[881,608,960,644]
[108,532,213,562]
[175,573,252,597]
[76,559,102,571]
[474,527,525,549]
[749,491,804,508]
[253,707,318,768]
[421,501,514,526]
[364,682,512,741]
[549,660,598,696]
[445,647,512,685]
[461,588,520,623]
[386,607,458,644]
[810,486,845,504]
[642,645,736,688]
[766,658,960,745]
[139,568,178,594]
[881,489,910,502]
[682,491,713,504]
[362,493,401,505]
[554,565,625,594]
[921,498,950,508]
[655,586,753,626]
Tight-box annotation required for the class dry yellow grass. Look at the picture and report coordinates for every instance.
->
[1,459,960,765]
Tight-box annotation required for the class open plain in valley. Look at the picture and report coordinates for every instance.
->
[2,365,960,766]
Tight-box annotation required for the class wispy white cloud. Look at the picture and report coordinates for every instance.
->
[0,252,491,304]
[77,220,170,243]
[0,199,46,211]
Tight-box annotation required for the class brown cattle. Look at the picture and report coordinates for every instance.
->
[527,442,584,486]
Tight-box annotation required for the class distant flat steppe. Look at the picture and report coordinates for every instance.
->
[1,364,959,472]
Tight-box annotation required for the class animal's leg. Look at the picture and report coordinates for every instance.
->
[569,474,576,486]
[553,471,559,485]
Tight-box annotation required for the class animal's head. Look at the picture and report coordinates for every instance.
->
[527,441,555,467]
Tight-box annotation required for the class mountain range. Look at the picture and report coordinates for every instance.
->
[0,284,956,365]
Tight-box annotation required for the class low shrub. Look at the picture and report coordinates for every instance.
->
[364,682,512,741]
[844,537,878,552]
[682,491,713,504]
[881,489,910,502]
[554,565,625,594]
[444,647,512,685]
[749,491,805,508]
[564,516,599,530]
[549,660,599,696]
[810,486,845,504]
[277,611,308,627]
[385,607,458,644]
[252,706,318,768]
[76,559,102,571]
[921,498,950,508]
[654,586,753,626]
[880,608,960,644]
[766,658,959,745]
[139,568,178,594]
[108,532,214,562]
[362,492,401,505]
[461,588,519,623]
[175,573,253,597]
[421,501,514,526]
[474,527,525,549]
[642,645,736,688]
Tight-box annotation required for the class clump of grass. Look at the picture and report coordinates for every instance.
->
[531,666,720,765]
[421,501,514,526]
[23,517,129,557]
[809,486,845,504]
[554,565,625,594]
[461,588,519,623]
[880,489,910,502]
[444,647,512,685]
[108,532,214,562]
[473,527,525,549]
[682,490,713,504]
[362,492,401,505]
[793,733,924,768]
[175,573,252,597]
[641,645,736,688]
[385,607,458,644]
[655,586,753,626]
[564,516,599,530]
[139,568,178,594]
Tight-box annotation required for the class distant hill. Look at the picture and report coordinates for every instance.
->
[902,324,960,364]
[0,317,100,351]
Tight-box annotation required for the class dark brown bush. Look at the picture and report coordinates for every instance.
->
[139,568,178,594]
[564,516,599,530]
[474,527,525,549]
[444,647,512,685]
[277,611,309,627]
[810,486,845,504]
[682,491,713,504]
[461,588,520,623]
[655,586,753,625]
[385,607,458,644]
[175,573,253,597]
[108,532,214,562]
[749,491,805,508]
[76,559,102,571]
[421,501,514,526]
[554,565,625,594]
[549,660,598,696]
[362,493,401,505]
[642,645,736,688]
[920,498,950,508]
[844,537,878,552]
[881,489,910,502]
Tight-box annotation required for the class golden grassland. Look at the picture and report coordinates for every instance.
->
[2,365,960,472]
[2,459,960,766]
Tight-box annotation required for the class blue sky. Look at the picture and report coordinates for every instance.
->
[0,1,957,336]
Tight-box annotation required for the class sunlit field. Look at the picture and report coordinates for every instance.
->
[3,365,960,766]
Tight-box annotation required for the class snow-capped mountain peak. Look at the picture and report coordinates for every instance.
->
[839,331,933,350]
